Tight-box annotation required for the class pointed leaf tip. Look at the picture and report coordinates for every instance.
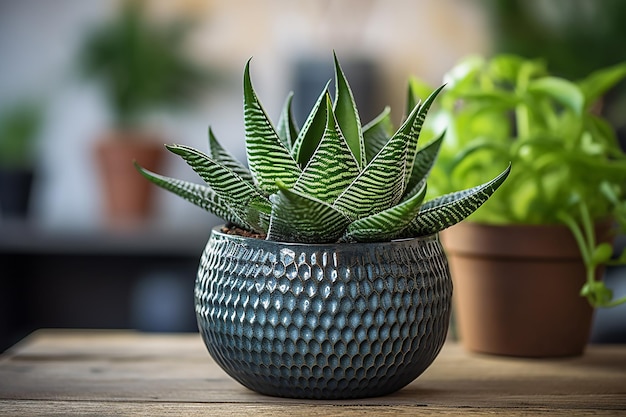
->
[243,59,302,193]
[333,51,365,167]
[243,58,255,102]
[404,163,511,237]
[276,91,299,149]
[291,80,332,166]
[165,143,185,156]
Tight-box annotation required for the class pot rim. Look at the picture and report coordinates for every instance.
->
[440,220,616,260]
[209,224,440,249]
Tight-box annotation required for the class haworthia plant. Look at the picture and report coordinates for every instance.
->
[135,52,511,243]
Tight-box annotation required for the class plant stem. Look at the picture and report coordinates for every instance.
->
[515,105,530,140]
[558,209,599,306]
[559,204,626,308]
[579,201,595,249]
[603,295,626,308]
[558,210,591,266]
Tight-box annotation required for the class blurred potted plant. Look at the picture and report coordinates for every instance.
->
[410,54,626,357]
[0,101,43,220]
[77,0,213,226]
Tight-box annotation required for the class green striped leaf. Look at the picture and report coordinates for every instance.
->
[165,144,269,232]
[276,91,299,150]
[293,94,360,203]
[402,132,445,200]
[291,80,331,166]
[246,200,272,233]
[268,182,351,243]
[341,181,427,242]
[331,87,437,218]
[404,84,446,188]
[333,51,365,168]
[404,164,511,236]
[363,106,394,163]
[332,126,408,219]
[243,59,301,193]
[206,126,253,183]
[134,162,253,230]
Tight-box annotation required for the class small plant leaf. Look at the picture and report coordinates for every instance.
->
[268,182,351,243]
[291,80,332,166]
[276,91,299,150]
[585,114,622,152]
[134,162,254,230]
[528,77,584,115]
[581,281,614,307]
[164,144,269,232]
[244,59,301,193]
[442,54,486,88]
[489,54,546,82]
[341,181,427,242]
[591,243,614,265]
[206,126,253,183]
[577,62,626,109]
[362,106,393,162]
[333,51,366,167]
[294,94,360,203]
[455,90,521,109]
[404,164,511,236]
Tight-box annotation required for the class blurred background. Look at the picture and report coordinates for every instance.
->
[0,0,624,351]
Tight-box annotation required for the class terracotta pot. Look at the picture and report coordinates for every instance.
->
[440,221,614,358]
[94,131,165,228]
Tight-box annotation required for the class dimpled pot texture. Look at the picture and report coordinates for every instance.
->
[195,226,453,399]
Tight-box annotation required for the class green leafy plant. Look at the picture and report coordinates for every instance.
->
[135,53,510,244]
[411,53,626,307]
[77,0,215,129]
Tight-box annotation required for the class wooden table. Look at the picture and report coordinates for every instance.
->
[0,329,624,416]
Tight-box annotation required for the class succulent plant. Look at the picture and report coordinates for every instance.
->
[135,53,511,243]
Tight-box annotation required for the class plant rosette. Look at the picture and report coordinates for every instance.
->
[411,54,626,308]
[136,53,510,399]
[77,0,212,129]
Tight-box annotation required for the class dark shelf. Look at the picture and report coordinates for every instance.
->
[0,221,217,352]
[0,220,213,257]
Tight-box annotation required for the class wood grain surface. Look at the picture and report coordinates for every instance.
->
[0,329,624,416]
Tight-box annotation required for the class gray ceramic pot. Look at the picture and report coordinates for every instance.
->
[195,226,453,399]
